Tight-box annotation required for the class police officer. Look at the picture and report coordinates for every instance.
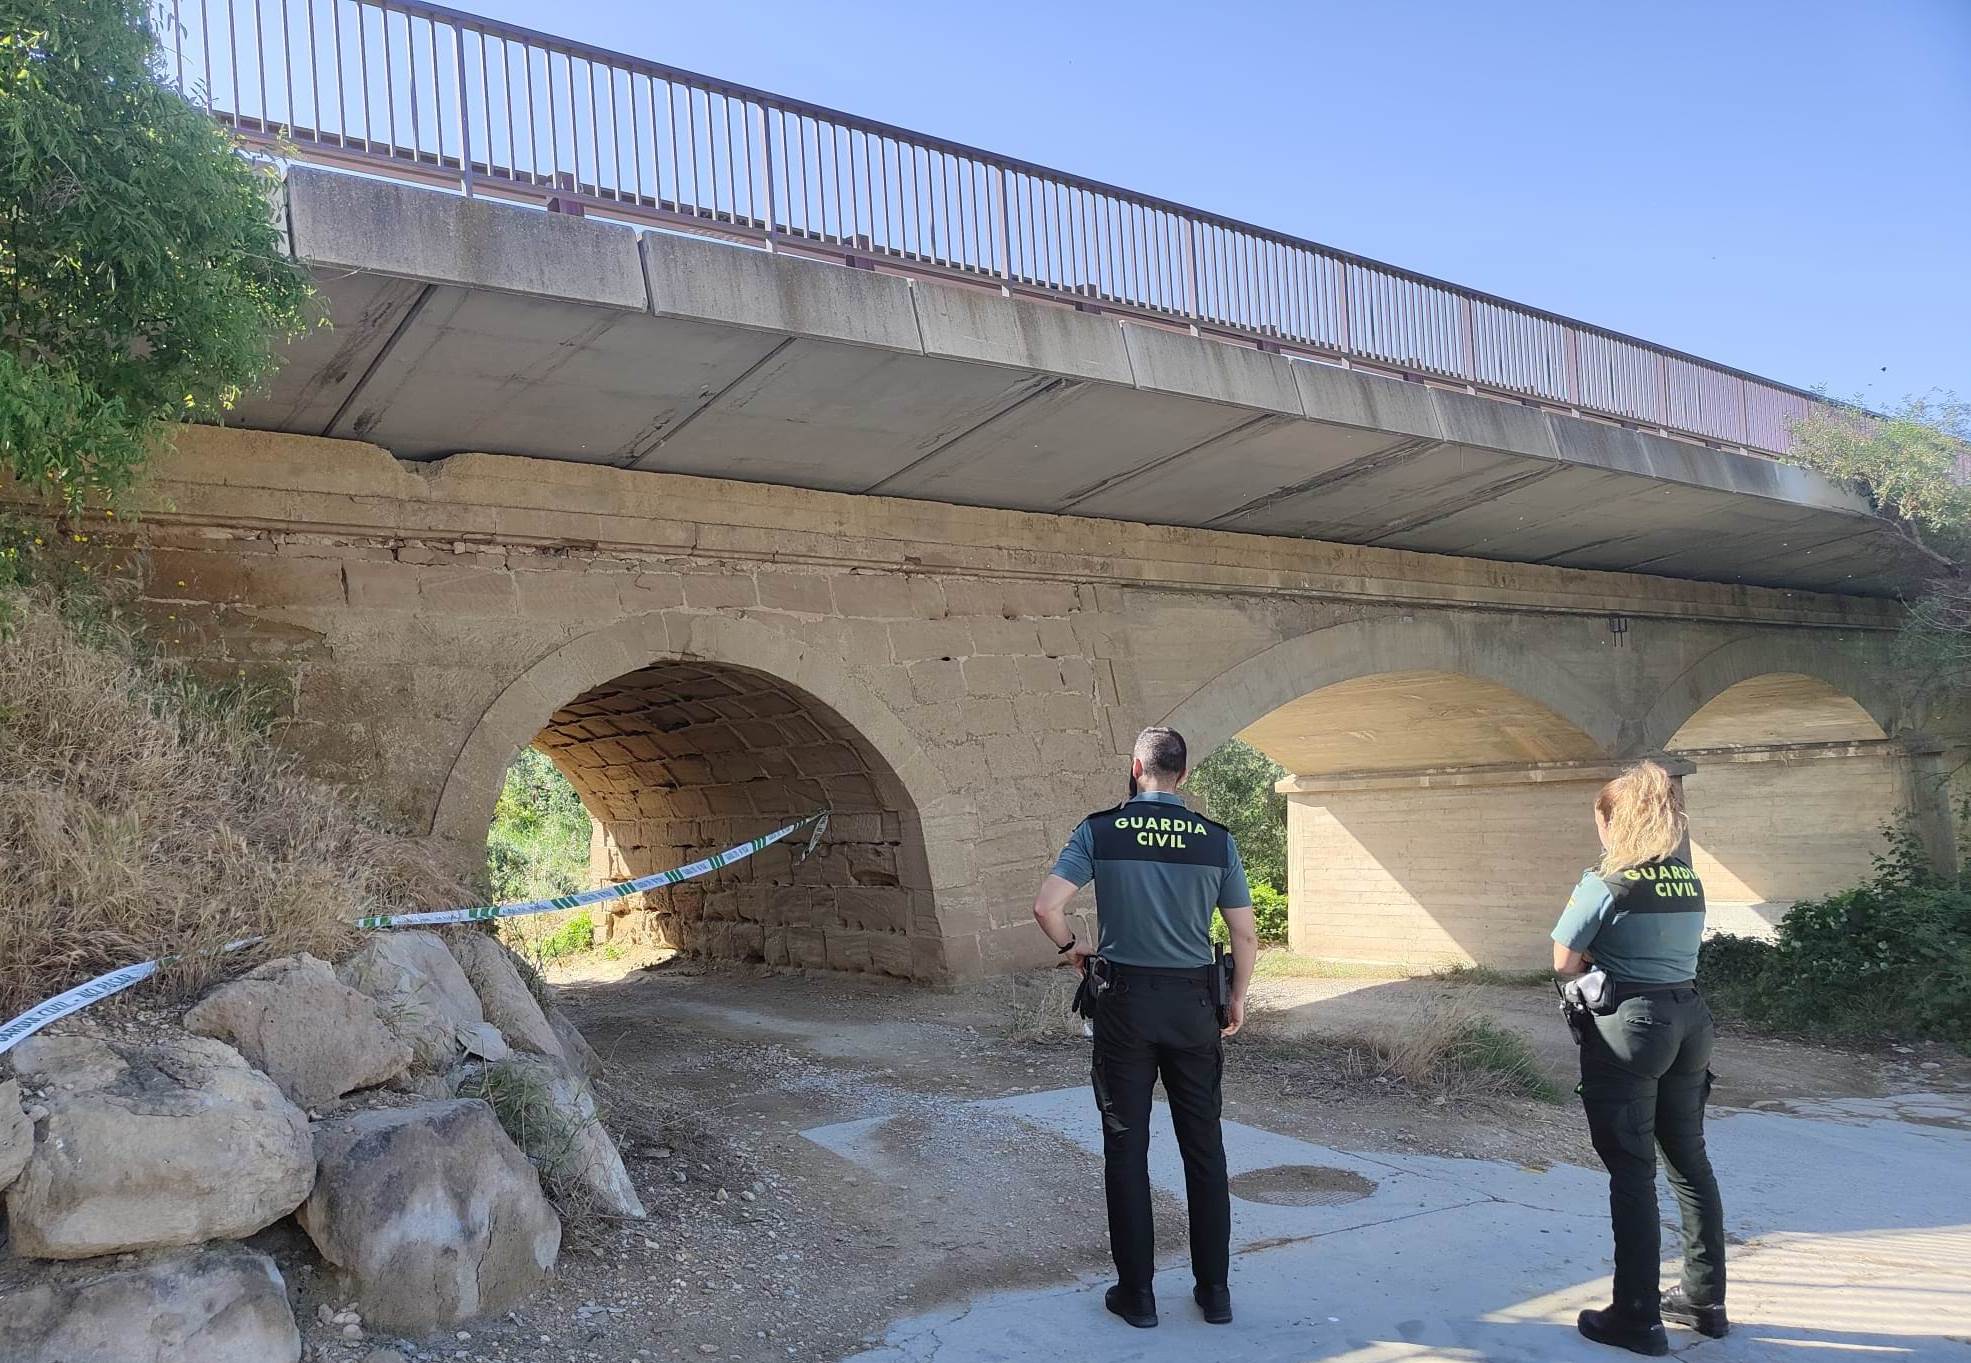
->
[1031,725,1258,1330]
[1552,760,1729,1356]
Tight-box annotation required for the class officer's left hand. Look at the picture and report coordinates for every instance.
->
[1220,996,1246,1037]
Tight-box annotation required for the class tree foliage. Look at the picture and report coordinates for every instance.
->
[0,0,310,510]
[1189,738,1288,892]
[486,748,594,904]
[1788,394,1971,703]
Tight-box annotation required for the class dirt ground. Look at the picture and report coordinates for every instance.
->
[288,954,1971,1363]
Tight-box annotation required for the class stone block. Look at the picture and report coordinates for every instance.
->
[824,929,874,973]
[784,925,828,968]
[866,932,914,979]
[756,572,834,614]
[961,654,1021,697]
[908,658,966,704]
[682,570,758,609]
[887,618,974,663]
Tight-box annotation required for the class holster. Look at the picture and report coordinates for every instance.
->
[1555,967,1613,1046]
[1071,957,1112,1020]
[1210,945,1232,1027]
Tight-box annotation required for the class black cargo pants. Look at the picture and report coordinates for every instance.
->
[1090,964,1230,1293]
[1579,985,1727,1318]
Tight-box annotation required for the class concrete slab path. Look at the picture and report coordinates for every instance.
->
[810,1090,1971,1362]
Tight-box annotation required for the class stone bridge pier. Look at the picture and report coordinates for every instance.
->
[97,427,1957,980]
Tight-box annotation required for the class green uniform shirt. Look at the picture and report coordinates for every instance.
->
[1551,856,1707,985]
[1051,792,1252,968]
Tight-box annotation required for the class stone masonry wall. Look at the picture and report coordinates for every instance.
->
[52,425,1917,980]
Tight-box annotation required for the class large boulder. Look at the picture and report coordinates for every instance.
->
[548,1005,603,1081]
[337,931,485,1070]
[299,1099,560,1332]
[448,932,566,1061]
[6,1031,313,1259]
[0,1079,30,1193]
[455,1055,646,1219]
[184,953,413,1109]
[0,1243,300,1363]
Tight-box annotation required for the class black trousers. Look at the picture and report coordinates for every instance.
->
[1579,986,1727,1318]
[1090,967,1229,1293]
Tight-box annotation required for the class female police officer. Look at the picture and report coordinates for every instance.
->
[1551,760,1729,1356]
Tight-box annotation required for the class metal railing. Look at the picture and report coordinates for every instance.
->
[152,0,1829,457]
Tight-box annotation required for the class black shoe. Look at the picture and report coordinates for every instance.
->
[1194,1283,1233,1324]
[1104,1285,1157,1329]
[1577,1306,1669,1356]
[1661,1286,1730,1338]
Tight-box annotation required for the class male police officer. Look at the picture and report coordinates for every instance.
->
[1031,726,1259,1330]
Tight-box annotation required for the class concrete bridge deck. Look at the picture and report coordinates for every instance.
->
[244,168,1930,600]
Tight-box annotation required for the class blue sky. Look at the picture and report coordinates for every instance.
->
[464,0,1967,406]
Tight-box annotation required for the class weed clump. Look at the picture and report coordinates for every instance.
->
[0,588,463,1016]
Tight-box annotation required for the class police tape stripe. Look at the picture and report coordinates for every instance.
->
[0,811,828,1058]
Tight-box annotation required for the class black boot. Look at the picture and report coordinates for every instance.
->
[1193,1283,1233,1325]
[1661,1286,1729,1338]
[1577,1305,1669,1356]
[1104,1284,1157,1329]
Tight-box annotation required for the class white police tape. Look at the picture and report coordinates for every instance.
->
[0,810,828,1058]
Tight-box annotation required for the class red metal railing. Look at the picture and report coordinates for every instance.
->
[153,0,1830,457]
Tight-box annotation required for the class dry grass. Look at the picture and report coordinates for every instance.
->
[1233,994,1559,1105]
[0,588,465,1017]
[1001,967,1085,1043]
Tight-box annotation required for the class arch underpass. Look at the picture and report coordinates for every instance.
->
[1238,669,1610,971]
[527,659,935,978]
[1667,673,1895,937]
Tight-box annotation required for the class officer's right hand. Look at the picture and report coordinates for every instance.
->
[1067,942,1098,977]
[1220,995,1246,1037]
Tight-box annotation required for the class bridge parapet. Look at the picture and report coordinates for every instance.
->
[159,0,1836,458]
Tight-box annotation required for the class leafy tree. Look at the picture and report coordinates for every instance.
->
[0,0,310,511]
[1787,394,1971,704]
[485,748,594,903]
[1188,738,1288,893]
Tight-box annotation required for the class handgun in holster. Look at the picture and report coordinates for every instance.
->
[1072,956,1112,1020]
[1210,944,1233,1028]
[1555,967,1611,1046]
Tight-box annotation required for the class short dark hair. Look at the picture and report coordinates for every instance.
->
[1134,726,1188,780]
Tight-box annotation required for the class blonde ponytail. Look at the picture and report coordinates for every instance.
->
[1596,760,1686,875]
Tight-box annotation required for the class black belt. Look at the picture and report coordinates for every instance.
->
[1104,961,1214,982]
[1609,979,1697,1000]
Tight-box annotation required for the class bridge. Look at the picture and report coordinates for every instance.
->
[90,0,1961,977]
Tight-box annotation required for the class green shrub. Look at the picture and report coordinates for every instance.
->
[1699,819,1971,1051]
[531,911,596,964]
[1213,879,1290,947]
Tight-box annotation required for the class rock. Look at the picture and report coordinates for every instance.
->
[0,1242,301,1363]
[298,1099,560,1333]
[337,931,485,1070]
[184,953,413,1109]
[0,1079,30,1193]
[6,1032,313,1259]
[363,1351,408,1363]
[456,1055,646,1219]
[548,1005,603,1080]
[449,932,568,1061]
[457,1021,511,1062]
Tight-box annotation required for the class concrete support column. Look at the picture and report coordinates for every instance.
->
[1276,760,1624,972]
[1895,733,1960,878]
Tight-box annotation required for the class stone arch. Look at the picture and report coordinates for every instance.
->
[1157,615,1617,974]
[1651,658,1901,940]
[1158,613,1620,760]
[1667,673,1889,751]
[433,610,970,980]
[1639,634,1899,753]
